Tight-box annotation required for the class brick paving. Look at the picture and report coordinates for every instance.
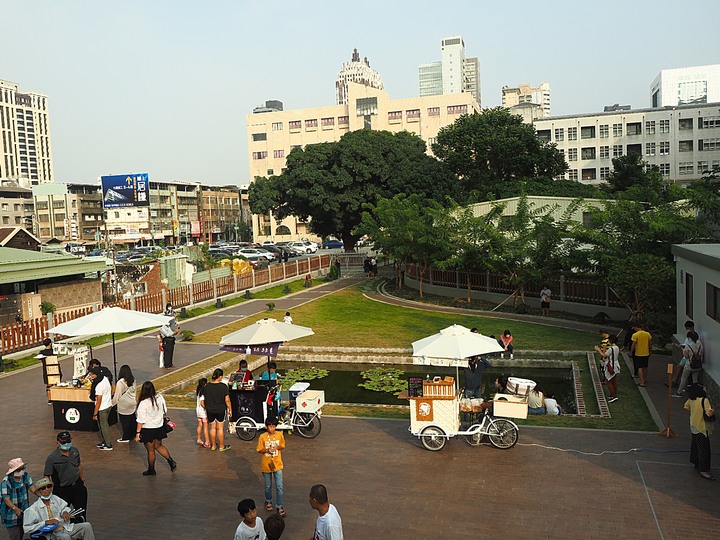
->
[1,274,718,539]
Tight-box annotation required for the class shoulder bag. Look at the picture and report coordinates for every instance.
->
[162,397,176,433]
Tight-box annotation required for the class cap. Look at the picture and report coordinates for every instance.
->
[57,431,72,443]
[34,477,52,489]
[6,458,26,476]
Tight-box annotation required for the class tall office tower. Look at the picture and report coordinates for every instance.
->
[0,79,54,185]
[335,48,384,105]
[502,82,551,117]
[651,64,720,107]
[419,36,480,107]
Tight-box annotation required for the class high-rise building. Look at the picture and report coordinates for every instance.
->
[0,79,54,185]
[502,82,551,118]
[651,65,720,107]
[335,48,384,105]
[419,36,480,107]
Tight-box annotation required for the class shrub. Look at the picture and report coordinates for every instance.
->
[40,301,56,315]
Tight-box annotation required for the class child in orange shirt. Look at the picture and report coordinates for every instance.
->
[256,416,286,517]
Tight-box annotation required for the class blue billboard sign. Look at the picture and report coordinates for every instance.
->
[101,173,150,209]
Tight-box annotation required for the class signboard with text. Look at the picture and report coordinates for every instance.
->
[101,173,149,209]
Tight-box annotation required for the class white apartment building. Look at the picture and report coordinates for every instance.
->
[246,82,479,242]
[651,65,720,108]
[335,48,384,105]
[0,79,54,185]
[534,102,720,184]
[419,36,480,107]
[502,82,551,117]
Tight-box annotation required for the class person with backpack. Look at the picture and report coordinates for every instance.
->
[673,331,704,397]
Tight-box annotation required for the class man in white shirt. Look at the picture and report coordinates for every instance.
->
[309,484,343,540]
[89,367,113,451]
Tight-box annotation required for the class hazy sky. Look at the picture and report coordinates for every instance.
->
[3,0,719,186]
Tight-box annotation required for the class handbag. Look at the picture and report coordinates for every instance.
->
[702,398,716,423]
[164,416,176,433]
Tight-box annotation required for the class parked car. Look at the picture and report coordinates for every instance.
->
[126,253,148,263]
[238,248,275,261]
[208,249,234,259]
[322,239,343,249]
[287,241,313,254]
[302,240,319,252]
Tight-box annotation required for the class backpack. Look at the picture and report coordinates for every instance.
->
[689,344,703,370]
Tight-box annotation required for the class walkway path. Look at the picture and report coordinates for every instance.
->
[0,273,717,539]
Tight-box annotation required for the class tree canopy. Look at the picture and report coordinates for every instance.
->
[248,130,454,250]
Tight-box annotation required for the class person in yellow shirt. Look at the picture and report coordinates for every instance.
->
[684,383,715,480]
[630,322,652,387]
[256,416,286,518]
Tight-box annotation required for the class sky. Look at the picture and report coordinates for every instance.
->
[3,0,719,186]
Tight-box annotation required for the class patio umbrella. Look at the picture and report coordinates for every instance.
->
[47,307,173,381]
[219,318,314,364]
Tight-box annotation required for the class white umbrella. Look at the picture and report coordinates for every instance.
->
[412,324,504,367]
[219,318,314,347]
[47,307,173,380]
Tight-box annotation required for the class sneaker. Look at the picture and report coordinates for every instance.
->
[510,354,514,359]
[608,397,619,403]
[218,445,231,452]
[100,445,113,451]
[117,438,130,443]
[500,354,504,359]
[96,443,106,449]
[672,392,683,398]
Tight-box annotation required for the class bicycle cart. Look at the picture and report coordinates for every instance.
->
[229,380,324,440]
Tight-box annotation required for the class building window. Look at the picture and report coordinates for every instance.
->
[289,120,301,130]
[581,168,597,181]
[447,104,468,115]
[580,126,595,139]
[273,149,284,159]
[537,130,551,142]
[599,124,609,138]
[645,121,656,134]
[581,147,596,160]
[659,163,670,176]
[659,141,670,155]
[406,109,420,119]
[321,117,335,127]
[627,122,641,136]
[612,145,623,157]
[646,143,656,156]
[568,148,578,161]
[679,140,693,152]
[679,118,693,130]
[660,119,670,133]
[252,151,268,160]
[698,161,709,173]
[612,123,623,137]
[679,162,693,175]
[388,111,402,121]
[251,133,267,142]
[356,97,378,116]
[267,169,274,176]
[600,166,611,179]
[708,282,720,323]
[554,128,564,141]
[568,169,578,181]
[685,273,694,319]
[568,127,578,141]
[338,116,349,125]
[700,138,720,151]
[427,107,440,116]
[599,146,610,159]
[272,122,283,131]
[305,119,318,128]
[700,116,720,129]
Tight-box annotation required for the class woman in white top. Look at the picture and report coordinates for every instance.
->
[111,364,137,443]
[135,381,176,476]
[599,334,620,403]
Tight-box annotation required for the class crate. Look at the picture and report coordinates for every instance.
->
[409,397,459,434]
[493,394,528,419]
[422,377,456,398]
[296,390,325,413]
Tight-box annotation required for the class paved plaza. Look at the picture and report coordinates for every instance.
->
[1,275,718,539]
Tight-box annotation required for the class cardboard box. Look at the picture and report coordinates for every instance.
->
[493,394,528,419]
[296,390,325,413]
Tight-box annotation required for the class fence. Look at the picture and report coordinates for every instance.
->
[0,254,331,356]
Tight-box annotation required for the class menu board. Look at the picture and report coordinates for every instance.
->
[407,377,424,398]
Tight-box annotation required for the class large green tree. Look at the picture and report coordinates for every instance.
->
[432,107,567,201]
[249,130,454,251]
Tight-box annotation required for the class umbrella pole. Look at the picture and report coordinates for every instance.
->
[112,333,118,383]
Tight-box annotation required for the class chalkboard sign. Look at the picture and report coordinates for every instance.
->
[407,377,423,397]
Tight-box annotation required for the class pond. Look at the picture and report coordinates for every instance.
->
[276,362,577,414]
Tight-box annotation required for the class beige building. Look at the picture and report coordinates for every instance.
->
[0,79,54,185]
[200,185,242,243]
[502,82,551,118]
[0,185,33,229]
[32,183,104,244]
[246,82,480,242]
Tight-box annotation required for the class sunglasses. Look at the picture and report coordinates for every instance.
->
[38,484,53,490]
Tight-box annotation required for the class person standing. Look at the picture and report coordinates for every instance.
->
[257,416,286,517]
[630,322,652,387]
[135,381,177,475]
[22,478,96,539]
[157,314,180,369]
[684,384,715,480]
[111,364,137,443]
[203,368,231,452]
[195,378,210,448]
[539,285,551,317]
[598,334,621,403]
[1,458,38,540]
[309,484,343,540]
[44,432,87,523]
[283,311,293,325]
[673,331,704,398]
[234,499,265,540]
[88,367,112,451]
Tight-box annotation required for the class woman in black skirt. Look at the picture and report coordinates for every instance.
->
[134,381,177,476]
[684,383,715,480]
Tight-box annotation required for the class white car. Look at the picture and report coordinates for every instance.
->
[287,241,314,254]
[238,248,275,261]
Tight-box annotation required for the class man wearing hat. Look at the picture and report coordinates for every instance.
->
[23,478,95,539]
[44,433,87,522]
[1,458,37,540]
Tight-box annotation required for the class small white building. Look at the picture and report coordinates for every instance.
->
[672,243,720,390]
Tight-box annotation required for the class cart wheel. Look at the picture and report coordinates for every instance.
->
[463,424,484,446]
[235,418,257,441]
[486,419,518,449]
[295,413,322,439]
[420,426,446,451]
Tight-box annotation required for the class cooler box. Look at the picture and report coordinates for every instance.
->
[493,394,528,419]
[296,390,325,413]
[289,382,310,401]
[506,377,536,396]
